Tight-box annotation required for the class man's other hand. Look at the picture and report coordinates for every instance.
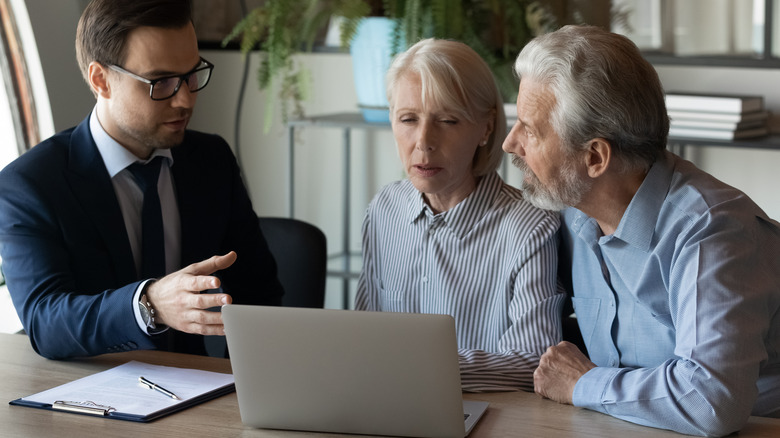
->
[534,341,596,404]
[145,251,237,335]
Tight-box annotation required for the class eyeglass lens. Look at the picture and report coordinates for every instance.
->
[151,67,211,100]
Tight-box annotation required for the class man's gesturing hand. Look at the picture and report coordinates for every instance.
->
[534,341,596,404]
[145,252,237,335]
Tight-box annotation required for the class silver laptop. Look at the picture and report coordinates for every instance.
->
[223,304,488,438]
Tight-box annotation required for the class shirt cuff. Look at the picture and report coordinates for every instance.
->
[572,366,622,414]
[132,279,168,335]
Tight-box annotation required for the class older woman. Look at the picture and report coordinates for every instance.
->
[355,38,563,392]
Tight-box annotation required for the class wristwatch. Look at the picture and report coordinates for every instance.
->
[138,293,157,330]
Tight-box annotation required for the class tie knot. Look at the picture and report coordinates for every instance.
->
[128,156,164,193]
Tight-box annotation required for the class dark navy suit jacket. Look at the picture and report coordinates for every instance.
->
[0,116,283,359]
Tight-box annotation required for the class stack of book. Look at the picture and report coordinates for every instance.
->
[665,92,770,140]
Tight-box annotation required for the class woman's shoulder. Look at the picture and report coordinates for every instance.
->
[480,183,561,243]
[497,181,558,217]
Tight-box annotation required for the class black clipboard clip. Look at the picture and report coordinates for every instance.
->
[52,400,117,416]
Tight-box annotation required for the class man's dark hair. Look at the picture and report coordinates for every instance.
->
[75,0,193,84]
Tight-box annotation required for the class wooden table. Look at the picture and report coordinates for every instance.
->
[2,333,778,437]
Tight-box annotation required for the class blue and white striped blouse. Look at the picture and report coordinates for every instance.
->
[355,171,564,392]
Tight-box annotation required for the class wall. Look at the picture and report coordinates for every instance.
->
[23,0,93,130]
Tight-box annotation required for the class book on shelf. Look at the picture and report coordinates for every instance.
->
[669,125,769,140]
[665,92,764,114]
[669,118,766,131]
[667,109,769,124]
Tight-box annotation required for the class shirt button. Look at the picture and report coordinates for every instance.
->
[421,276,428,283]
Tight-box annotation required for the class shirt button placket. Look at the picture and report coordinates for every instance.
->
[421,219,439,289]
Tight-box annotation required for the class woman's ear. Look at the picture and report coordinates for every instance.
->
[585,138,612,178]
[88,62,111,99]
[481,109,496,146]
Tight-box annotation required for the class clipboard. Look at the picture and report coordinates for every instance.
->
[9,361,235,422]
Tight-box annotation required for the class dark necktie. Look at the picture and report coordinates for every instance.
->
[127,156,166,279]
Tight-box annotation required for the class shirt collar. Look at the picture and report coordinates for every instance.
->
[89,108,174,178]
[405,190,429,223]
[612,152,673,251]
[565,151,673,251]
[404,172,504,239]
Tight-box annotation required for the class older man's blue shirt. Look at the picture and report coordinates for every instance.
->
[561,151,780,437]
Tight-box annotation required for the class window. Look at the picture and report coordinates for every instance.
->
[0,0,52,334]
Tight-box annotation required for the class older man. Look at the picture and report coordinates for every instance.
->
[503,25,780,437]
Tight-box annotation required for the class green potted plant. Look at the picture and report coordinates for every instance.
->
[223,0,382,131]
[225,0,613,129]
[381,0,562,103]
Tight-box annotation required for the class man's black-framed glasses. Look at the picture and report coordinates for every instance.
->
[108,57,214,101]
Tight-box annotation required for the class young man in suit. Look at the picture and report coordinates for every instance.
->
[0,0,283,359]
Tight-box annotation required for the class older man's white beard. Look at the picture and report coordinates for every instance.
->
[511,154,588,211]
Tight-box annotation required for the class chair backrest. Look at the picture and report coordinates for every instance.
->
[258,217,327,308]
[205,216,328,357]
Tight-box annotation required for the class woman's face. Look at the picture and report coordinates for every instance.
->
[391,73,493,213]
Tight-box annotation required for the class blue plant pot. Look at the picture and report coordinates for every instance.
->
[349,17,398,124]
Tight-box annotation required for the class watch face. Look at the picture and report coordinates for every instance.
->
[138,299,154,328]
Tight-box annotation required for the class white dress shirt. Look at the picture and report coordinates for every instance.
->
[89,109,181,333]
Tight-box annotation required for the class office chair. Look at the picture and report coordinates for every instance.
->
[258,216,327,308]
[204,217,327,357]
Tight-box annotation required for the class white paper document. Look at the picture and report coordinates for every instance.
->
[12,360,234,421]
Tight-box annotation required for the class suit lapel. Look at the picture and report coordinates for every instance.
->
[65,117,137,283]
[171,140,215,267]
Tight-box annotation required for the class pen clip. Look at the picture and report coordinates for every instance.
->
[53,400,116,416]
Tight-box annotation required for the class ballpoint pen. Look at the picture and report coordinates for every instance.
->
[138,376,181,400]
